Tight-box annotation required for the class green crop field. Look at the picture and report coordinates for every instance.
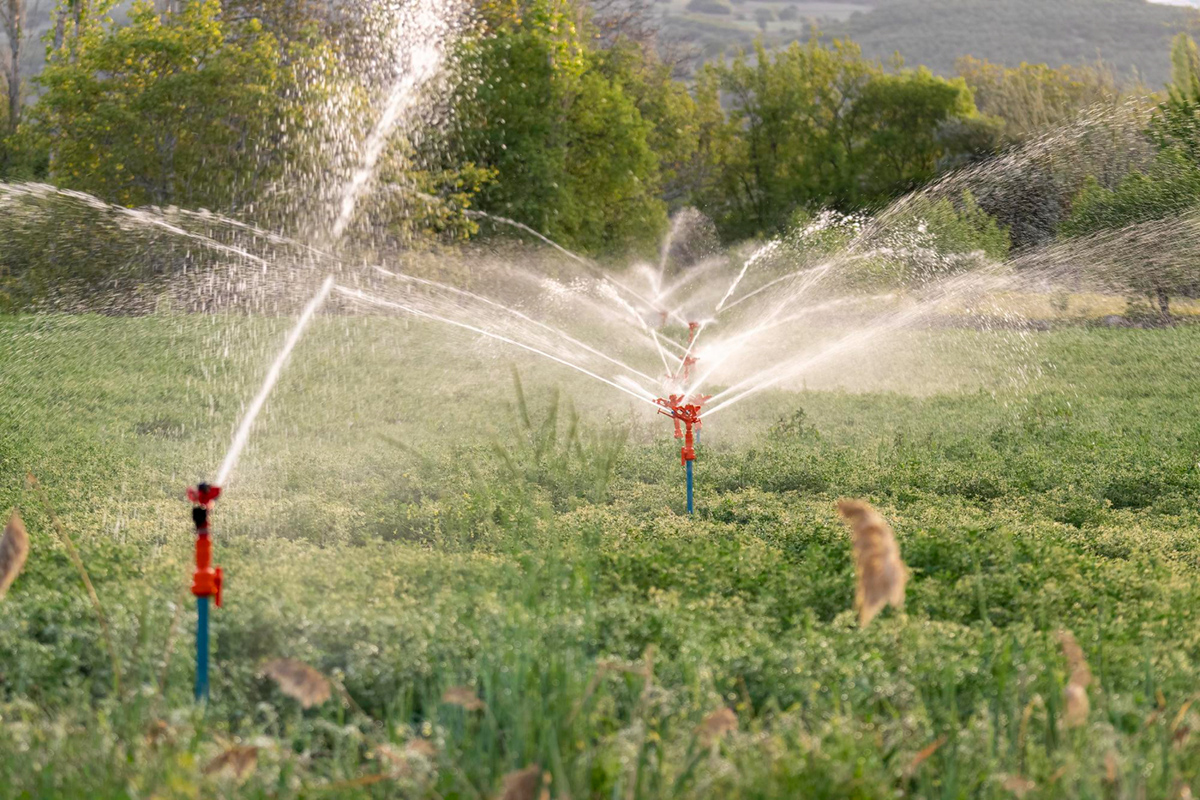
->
[4,312,1200,798]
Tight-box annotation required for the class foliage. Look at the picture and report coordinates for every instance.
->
[1061,151,1200,240]
[8,316,1200,795]
[444,0,668,256]
[691,39,989,240]
[957,56,1123,145]
[33,0,320,213]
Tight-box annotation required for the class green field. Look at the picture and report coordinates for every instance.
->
[5,312,1200,798]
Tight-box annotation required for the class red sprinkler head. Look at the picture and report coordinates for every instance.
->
[187,482,222,507]
[687,321,700,343]
[656,396,702,464]
[188,482,223,608]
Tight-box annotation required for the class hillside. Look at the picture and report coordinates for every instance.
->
[654,0,1196,86]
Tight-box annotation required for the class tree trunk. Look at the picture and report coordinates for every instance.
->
[1,0,23,137]
[1156,285,1173,326]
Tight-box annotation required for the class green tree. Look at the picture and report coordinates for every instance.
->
[1061,151,1200,322]
[694,39,987,240]
[446,0,667,255]
[34,0,308,212]
[956,56,1122,145]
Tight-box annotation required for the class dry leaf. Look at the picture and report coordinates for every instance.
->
[1104,750,1119,783]
[443,685,486,711]
[204,745,259,781]
[0,511,30,600]
[145,719,172,747]
[1064,683,1090,728]
[905,736,946,777]
[1176,725,1192,748]
[836,500,907,626]
[1056,630,1091,728]
[406,739,437,758]
[1055,630,1093,688]
[1180,785,1194,800]
[1001,775,1036,797]
[498,765,544,800]
[261,659,332,708]
[698,707,738,746]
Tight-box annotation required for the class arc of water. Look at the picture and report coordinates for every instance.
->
[335,286,661,408]
[467,209,689,328]
[328,0,452,244]
[703,313,915,418]
[371,266,661,384]
[686,262,835,396]
[716,240,780,314]
[0,182,273,268]
[214,277,336,486]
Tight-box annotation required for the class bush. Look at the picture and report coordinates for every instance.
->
[685,0,733,14]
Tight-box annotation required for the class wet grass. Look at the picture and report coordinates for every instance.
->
[4,313,1200,798]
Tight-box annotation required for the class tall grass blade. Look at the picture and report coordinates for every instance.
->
[27,473,122,695]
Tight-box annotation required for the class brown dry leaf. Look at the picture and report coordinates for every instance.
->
[1181,785,1195,800]
[1001,775,1036,797]
[1176,725,1192,748]
[1056,630,1091,728]
[145,719,172,747]
[1104,750,1119,783]
[204,745,259,781]
[261,659,332,709]
[836,500,907,626]
[905,736,946,777]
[698,707,738,746]
[498,765,543,800]
[406,739,437,758]
[0,511,30,600]
[443,685,487,712]
[1055,630,1093,688]
[1064,683,1090,728]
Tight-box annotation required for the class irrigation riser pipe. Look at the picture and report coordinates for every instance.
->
[187,483,223,702]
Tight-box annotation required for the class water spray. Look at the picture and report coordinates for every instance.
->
[656,395,703,515]
[186,482,222,702]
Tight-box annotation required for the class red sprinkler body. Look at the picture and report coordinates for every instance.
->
[187,482,222,701]
[657,396,702,514]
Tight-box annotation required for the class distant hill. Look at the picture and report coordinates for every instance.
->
[653,0,1197,87]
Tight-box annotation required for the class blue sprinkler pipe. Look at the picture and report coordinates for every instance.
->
[196,597,210,700]
[686,459,694,515]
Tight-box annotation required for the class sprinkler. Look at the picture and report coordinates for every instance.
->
[656,396,702,514]
[187,482,223,702]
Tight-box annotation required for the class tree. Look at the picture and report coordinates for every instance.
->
[444,0,667,255]
[956,57,1122,145]
[1060,151,1200,323]
[0,0,23,139]
[35,0,310,213]
[692,38,986,240]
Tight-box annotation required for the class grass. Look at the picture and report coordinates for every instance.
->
[4,311,1200,797]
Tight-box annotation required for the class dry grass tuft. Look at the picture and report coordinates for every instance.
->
[904,736,946,777]
[1056,629,1092,728]
[698,707,738,746]
[1001,774,1036,797]
[497,765,548,800]
[203,745,259,782]
[261,659,332,709]
[836,499,908,626]
[443,685,487,712]
[0,510,30,600]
